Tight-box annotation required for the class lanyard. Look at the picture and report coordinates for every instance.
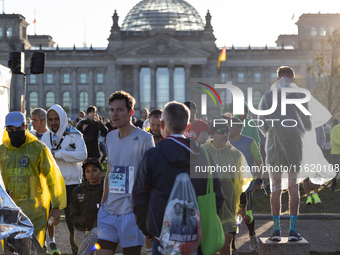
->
[50,132,66,150]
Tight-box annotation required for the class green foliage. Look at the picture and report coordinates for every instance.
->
[307,29,340,116]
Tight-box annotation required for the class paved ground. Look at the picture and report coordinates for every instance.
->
[1,218,340,254]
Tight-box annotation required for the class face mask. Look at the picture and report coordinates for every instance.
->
[8,130,26,148]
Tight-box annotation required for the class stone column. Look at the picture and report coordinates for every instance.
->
[71,68,78,115]
[55,68,60,105]
[168,64,174,101]
[115,65,123,91]
[185,64,191,101]
[150,64,156,109]
[201,64,207,78]
[37,73,44,110]
[247,68,252,87]
[89,68,94,105]
[133,65,140,111]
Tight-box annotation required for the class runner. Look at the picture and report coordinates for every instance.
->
[183,101,210,145]
[96,91,154,255]
[0,111,66,247]
[41,104,87,255]
[203,117,252,255]
[228,117,263,252]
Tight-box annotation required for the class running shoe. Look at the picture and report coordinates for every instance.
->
[232,248,238,255]
[43,241,47,252]
[306,195,312,205]
[312,193,321,204]
[288,230,302,241]
[268,229,281,241]
[49,242,61,255]
[249,234,259,252]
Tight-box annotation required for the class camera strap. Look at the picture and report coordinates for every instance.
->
[50,132,66,150]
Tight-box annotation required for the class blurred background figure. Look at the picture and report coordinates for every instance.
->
[135,108,149,129]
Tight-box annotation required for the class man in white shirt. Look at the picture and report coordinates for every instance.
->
[97,91,154,255]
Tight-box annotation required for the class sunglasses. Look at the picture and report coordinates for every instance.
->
[83,157,101,165]
[216,128,230,135]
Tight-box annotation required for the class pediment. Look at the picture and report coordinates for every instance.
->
[115,35,210,58]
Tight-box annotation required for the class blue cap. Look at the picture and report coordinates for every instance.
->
[5,112,26,127]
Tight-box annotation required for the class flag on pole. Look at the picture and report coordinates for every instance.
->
[217,46,226,76]
[33,19,36,24]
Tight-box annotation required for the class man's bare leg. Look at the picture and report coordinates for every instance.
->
[96,249,115,255]
[95,242,118,255]
[287,173,301,240]
[268,177,282,240]
[47,225,54,241]
[219,232,233,255]
[288,174,299,216]
[144,237,152,255]
[270,178,282,216]
[303,178,311,195]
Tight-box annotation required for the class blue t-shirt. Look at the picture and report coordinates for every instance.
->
[230,135,261,191]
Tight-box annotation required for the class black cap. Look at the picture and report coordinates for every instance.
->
[82,157,102,170]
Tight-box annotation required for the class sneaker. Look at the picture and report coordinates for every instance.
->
[312,193,321,204]
[249,234,259,252]
[43,242,47,252]
[268,229,281,241]
[232,248,238,255]
[49,242,61,255]
[288,230,302,241]
[306,195,312,205]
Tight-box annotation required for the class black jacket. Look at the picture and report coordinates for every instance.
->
[76,119,108,158]
[70,182,103,231]
[132,136,223,237]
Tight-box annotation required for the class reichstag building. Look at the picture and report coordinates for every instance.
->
[1,0,339,117]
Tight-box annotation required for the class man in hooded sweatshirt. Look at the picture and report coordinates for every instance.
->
[41,104,87,255]
[0,111,66,248]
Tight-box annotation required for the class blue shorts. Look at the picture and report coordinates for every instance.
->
[97,207,145,248]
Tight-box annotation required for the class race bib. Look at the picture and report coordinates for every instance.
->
[109,166,134,194]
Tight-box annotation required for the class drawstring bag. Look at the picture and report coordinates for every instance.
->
[158,172,202,255]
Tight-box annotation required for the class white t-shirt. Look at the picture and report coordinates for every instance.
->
[103,128,154,215]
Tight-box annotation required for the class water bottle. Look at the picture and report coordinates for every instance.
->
[236,214,242,233]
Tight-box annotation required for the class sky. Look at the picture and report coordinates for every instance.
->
[2,0,340,48]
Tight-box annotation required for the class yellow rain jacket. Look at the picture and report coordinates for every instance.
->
[0,130,66,236]
[203,139,252,233]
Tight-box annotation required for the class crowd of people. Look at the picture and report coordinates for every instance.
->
[0,65,338,255]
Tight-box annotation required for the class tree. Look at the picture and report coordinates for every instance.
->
[307,29,340,116]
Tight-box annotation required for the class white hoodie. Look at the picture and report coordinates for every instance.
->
[41,104,87,185]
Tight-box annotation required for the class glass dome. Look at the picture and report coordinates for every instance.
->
[121,0,205,31]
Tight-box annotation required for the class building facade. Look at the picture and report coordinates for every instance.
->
[0,1,339,118]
